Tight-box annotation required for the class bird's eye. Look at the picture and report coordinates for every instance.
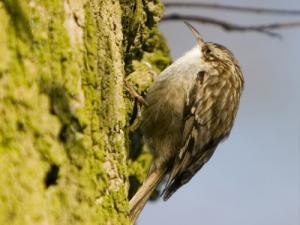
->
[205,48,211,55]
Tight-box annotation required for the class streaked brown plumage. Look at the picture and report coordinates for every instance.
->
[129,22,244,223]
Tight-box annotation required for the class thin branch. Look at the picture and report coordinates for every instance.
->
[164,2,300,16]
[162,14,300,38]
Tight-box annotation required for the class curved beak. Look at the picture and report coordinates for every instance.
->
[184,21,205,48]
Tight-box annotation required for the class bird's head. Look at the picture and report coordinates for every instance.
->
[184,21,239,71]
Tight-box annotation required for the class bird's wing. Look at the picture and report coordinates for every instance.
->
[162,70,230,200]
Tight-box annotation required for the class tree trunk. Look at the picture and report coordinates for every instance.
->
[0,0,170,224]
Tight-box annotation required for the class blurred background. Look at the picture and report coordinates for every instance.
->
[139,0,300,224]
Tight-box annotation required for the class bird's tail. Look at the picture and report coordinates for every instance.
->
[129,167,167,224]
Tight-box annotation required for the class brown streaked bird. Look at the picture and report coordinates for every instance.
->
[129,21,244,223]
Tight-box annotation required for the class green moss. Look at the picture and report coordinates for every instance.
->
[0,0,171,224]
[0,0,99,224]
[1,0,33,41]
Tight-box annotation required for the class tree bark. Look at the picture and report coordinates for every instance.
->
[0,0,170,224]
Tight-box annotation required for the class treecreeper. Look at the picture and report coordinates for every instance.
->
[129,21,244,223]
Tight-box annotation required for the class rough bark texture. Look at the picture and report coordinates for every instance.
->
[0,0,171,224]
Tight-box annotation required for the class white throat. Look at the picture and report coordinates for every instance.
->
[174,46,202,66]
[156,46,206,85]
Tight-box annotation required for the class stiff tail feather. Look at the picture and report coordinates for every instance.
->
[129,167,167,224]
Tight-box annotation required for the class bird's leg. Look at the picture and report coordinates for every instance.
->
[129,103,143,131]
[125,80,148,131]
[124,80,148,107]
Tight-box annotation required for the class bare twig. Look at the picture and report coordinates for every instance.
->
[164,2,300,16]
[162,14,300,38]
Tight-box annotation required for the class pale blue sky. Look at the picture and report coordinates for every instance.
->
[139,0,300,224]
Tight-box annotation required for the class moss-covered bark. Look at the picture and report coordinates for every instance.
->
[0,0,170,224]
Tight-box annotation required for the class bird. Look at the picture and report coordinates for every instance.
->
[129,21,244,223]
